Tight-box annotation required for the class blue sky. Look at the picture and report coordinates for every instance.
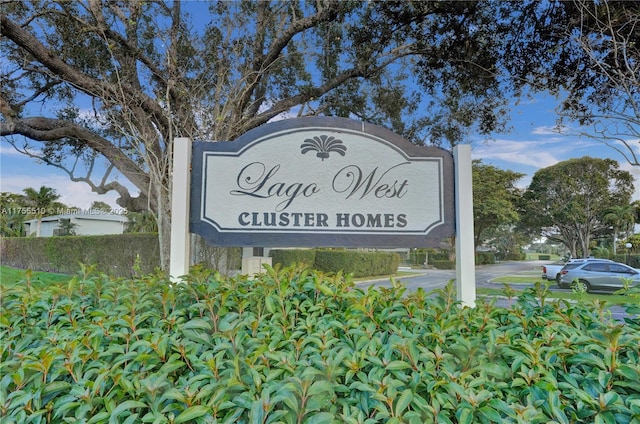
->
[1,91,639,210]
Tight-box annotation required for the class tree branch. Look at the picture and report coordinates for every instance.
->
[0,13,171,132]
[235,0,345,121]
[8,138,152,211]
[239,44,415,136]
[0,116,150,193]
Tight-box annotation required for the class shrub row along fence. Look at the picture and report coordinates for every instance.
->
[0,234,161,277]
[613,254,640,268]
[1,234,246,278]
[1,236,400,279]
[270,249,401,277]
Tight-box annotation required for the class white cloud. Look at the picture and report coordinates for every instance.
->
[471,133,640,202]
[474,132,620,165]
[531,125,562,136]
[472,139,562,169]
[0,142,41,157]
[618,162,640,203]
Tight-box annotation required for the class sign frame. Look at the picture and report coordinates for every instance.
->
[189,117,455,248]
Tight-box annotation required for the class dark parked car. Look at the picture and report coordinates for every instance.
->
[558,259,640,293]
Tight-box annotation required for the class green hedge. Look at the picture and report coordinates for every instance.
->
[0,233,160,277]
[505,252,526,261]
[432,259,455,269]
[613,254,640,268]
[426,249,449,265]
[475,251,496,265]
[269,249,317,269]
[270,249,400,278]
[1,266,639,423]
[314,250,400,278]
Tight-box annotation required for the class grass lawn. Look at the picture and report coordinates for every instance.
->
[485,274,638,306]
[490,275,544,285]
[476,286,632,305]
[0,266,71,289]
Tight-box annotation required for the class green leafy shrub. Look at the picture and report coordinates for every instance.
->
[613,254,640,268]
[426,249,449,265]
[432,259,455,269]
[0,234,160,276]
[476,251,496,265]
[407,250,427,267]
[505,252,526,261]
[271,249,400,278]
[1,265,639,423]
[269,249,317,268]
[313,250,400,277]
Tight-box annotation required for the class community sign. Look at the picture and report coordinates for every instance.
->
[189,117,455,247]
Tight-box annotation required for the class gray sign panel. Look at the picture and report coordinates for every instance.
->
[190,117,455,247]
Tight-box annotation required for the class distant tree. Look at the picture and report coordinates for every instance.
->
[472,161,524,249]
[623,233,640,255]
[54,218,77,236]
[90,201,112,212]
[603,204,635,255]
[590,245,611,259]
[1,192,24,236]
[632,200,640,225]
[126,212,158,234]
[0,192,24,208]
[22,186,61,236]
[483,224,531,261]
[0,210,25,237]
[520,157,634,258]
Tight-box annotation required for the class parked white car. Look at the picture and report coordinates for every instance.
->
[541,260,567,282]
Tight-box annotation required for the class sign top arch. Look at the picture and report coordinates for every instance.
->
[189,116,455,248]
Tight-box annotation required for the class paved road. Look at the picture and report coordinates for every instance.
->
[358,260,546,291]
[358,260,636,322]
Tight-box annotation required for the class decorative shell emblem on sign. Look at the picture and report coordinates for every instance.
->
[300,135,347,161]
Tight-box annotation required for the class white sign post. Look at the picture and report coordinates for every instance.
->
[169,137,192,282]
[454,144,476,307]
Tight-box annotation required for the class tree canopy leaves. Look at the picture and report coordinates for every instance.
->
[472,161,524,249]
